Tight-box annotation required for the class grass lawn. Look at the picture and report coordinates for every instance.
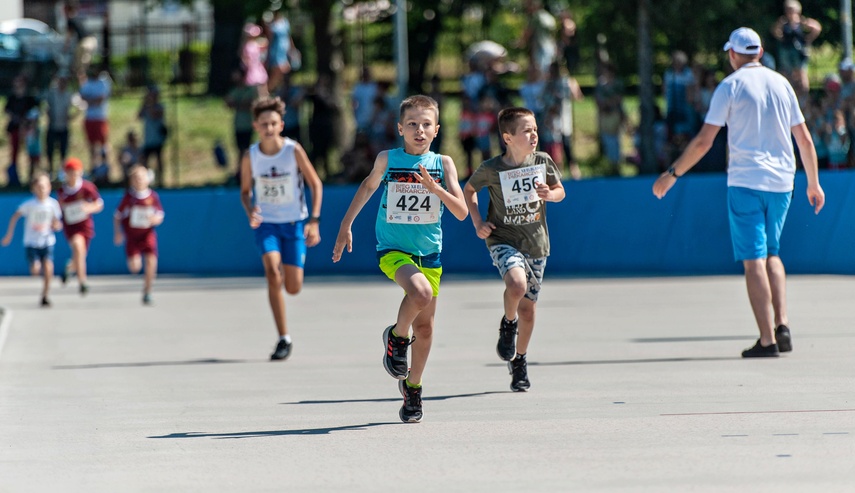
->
[1,88,638,189]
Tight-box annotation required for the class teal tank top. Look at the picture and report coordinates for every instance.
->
[375,149,445,256]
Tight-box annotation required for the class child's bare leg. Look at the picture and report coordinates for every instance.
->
[516,298,536,355]
[407,297,437,385]
[127,253,142,274]
[503,266,527,321]
[262,251,288,337]
[392,265,434,338]
[282,264,304,295]
[42,259,54,298]
[29,260,41,277]
[69,234,88,285]
[143,253,157,294]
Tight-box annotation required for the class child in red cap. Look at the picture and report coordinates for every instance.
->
[57,157,104,294]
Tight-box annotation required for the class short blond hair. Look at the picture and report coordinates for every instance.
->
[399,95,439,122]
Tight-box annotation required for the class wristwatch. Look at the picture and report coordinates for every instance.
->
[308,216,321,223]
[667,166,680,178]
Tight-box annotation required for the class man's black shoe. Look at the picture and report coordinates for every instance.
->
[270,339,292,361]
[741,339,779,358]
[775,325,792,353]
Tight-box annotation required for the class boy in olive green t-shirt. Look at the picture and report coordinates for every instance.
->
[463,107,565,391]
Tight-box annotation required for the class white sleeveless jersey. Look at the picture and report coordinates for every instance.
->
[250,138,308,224]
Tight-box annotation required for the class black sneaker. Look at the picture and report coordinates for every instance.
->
[40,297,51,308]
[496,316,518,361]
[508,354,531,392]
[270,339,292,361]
[398,379,423,423]
[741,339,780,358]
[383,325,412,380]
[79,284,89,296]
[142,292,152,305]
[60,262,70,285]
[775,325,792,353]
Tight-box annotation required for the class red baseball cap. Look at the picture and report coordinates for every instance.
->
[64,158,83,171]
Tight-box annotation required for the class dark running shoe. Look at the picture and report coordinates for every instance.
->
[508,354,531,392]
[398,379,423,423]
[496,316,518,361]
[60,261,70,285]
[142,293,152,305]
[79,284,89,296]
[270,339,292,361]
[741,339,779,358]
[383,325,412,380]
[40,297,51,308]
[775,325,792,353]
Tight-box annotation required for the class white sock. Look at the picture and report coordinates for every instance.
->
[280,335,292,344]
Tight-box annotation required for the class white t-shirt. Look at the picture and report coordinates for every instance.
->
[705,62,804,192]
[17,197,62,248]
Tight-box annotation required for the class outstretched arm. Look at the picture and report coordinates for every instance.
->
[653,123,721,199]
[332,151,388,262]
[1,212,21,246]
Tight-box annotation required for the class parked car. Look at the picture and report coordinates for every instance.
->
[0,18,64,96]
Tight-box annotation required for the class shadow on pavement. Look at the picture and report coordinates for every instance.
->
[283,391,507,405]
[53,358,252,370]
[148,422,398,439]
[486,356,739,368]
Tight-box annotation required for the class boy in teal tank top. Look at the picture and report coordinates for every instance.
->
[333,95,469,423]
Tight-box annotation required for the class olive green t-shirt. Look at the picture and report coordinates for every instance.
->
[466,151,562,258]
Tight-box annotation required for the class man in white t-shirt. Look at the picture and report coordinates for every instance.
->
[653,27,825,358]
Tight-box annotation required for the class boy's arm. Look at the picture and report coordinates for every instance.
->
[294,143,323,247]
[332,151,388,262]
[463,181,495,239]
[1,212,22,246]
[536,179,566,202]
[113,212,124,246]
[416,155,468,221]
[239,151,262,228]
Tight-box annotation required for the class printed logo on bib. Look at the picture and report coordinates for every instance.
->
[130,206,155,229]
[28,209,51,233]
[499,165,545,207]
[63,200,88,225]
[257,174,295,205]
[386,182,438,224]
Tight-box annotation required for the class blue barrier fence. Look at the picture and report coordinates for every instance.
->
[1,171,853,277]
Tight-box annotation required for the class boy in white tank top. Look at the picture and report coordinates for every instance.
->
[240,97,323,361]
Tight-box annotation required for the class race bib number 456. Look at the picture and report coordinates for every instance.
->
[386,182,439,224]
[499,165,545,206]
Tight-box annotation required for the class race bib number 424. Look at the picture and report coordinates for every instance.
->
[386,182,439,224]
[499,165,545,206]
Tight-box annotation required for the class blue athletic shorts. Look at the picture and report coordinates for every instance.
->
[254,221,307,268]
[25,245,54,264]
[727,187,792,261]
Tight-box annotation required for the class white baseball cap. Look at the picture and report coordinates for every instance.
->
[723,27,762,55]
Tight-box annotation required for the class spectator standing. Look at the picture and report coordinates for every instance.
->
[307,73,342,180]
[44,74,80,177]
[653,27,825,358]
[4,76,38,186]
[519,65,545,118]
[664,51,697,145]
[827,109,850,169]
[241,23,269,95]
[265,10,297,92]
[138,85,167,184]
[78,67,112,177]
[276,74,305,142]
[557,10,579,74]
[771,0,821,96]
[225,66,262,184]
[595,63,626,173]
[522,0,557,74]
[541,62,583,179]
[351,66,379,135]
[24,109,43,179]
[118,130,142,184]
[64,1,98,77]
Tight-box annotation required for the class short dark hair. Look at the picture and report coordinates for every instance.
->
[498,107,535,135]
[399,94,439,122]
[251,97,286,120]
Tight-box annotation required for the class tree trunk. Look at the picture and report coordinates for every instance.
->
[207,2,243,96]
[310,0,346,148]
[637,0,657,174]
